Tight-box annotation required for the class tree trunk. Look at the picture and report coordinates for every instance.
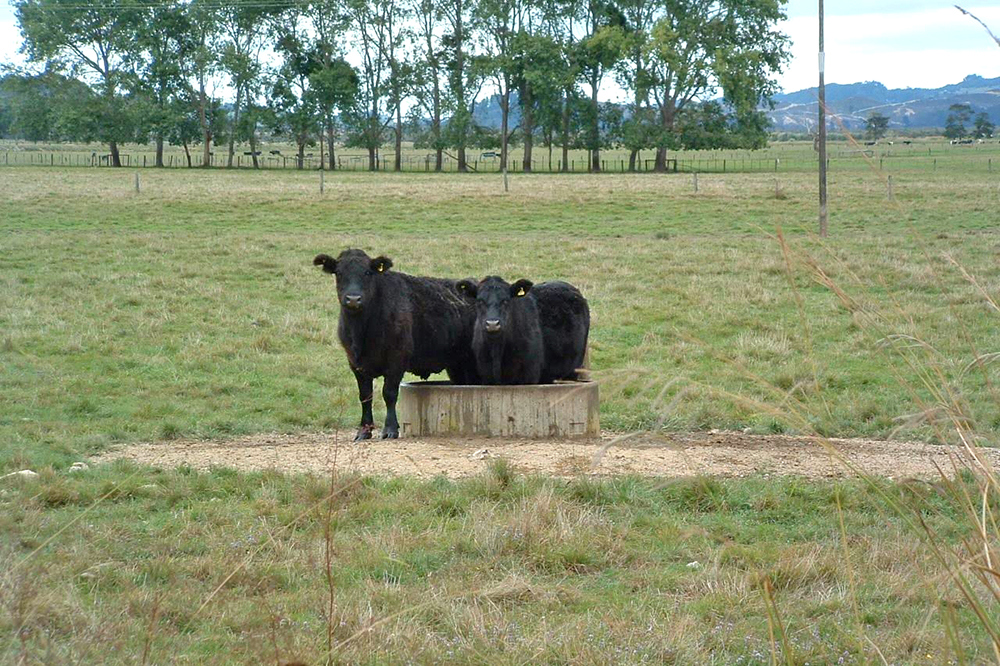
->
[228,85,242,168]
[327,123,337,171]
[561,90,570,173]
[590,76,600,173]
[628,149,637,172]
[198,72,212,168]
[500,89,509,172]
[547,129,553,171]
[458,146,467,172]
[297,142,305,170]
[182,140,192,168]
[654,103,674,172]
[394,102,402,172]
[155,135,164,168]
[433,74,442,172]
[109,141,122,168]
[249,128,259,169]
[368,145,377,171]
[522,84,533,173]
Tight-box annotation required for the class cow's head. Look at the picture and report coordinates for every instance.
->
[457,276,532,335]
[313,249,392,313]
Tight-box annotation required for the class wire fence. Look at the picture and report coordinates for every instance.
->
[2,148,999,174]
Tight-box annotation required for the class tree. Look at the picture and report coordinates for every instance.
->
[514,32,566,172]
[270,27,321,169]
[477,0,521,173]
[412,0,446,170]
[574,0,625,171]
[344,0,396,171]
[188,0,222,167]
[864,111,889,142]
[136,0,195,167]
[15,0,145,166]
[615,0,657,170]
[643,0,788,171]
[218,0,284,168]
[440,0,482,171]
[974,112,995,139]
[0,69,93,141]
[309,0,355,170]
[945,103,973,140]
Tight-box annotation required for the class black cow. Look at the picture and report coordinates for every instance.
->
[457,277,591,384]
[313,249,477,439]
[532,281,590,383]
[456,276,544,384]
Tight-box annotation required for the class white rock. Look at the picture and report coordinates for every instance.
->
[68,462,89,473]
[2,470,39,480]
[686,561,701,570]
[470,448,490,460]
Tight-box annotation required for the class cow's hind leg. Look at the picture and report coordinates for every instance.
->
[381,371,404,439]
[354,371,376,441]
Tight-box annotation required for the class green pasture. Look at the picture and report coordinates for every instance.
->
[2,152,1000,663]
[3,160,1000,468]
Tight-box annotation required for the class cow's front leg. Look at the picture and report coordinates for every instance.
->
[381,372,404,439]
[354,370,376,441]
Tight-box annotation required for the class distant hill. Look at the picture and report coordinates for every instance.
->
[468,75,1000,133]
[767,74,1000,131]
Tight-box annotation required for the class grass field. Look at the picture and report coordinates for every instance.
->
[3,151,1000,662]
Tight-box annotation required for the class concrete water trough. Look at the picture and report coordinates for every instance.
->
[398,380,599,439]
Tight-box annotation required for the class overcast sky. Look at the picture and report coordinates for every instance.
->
[1,0,999,95]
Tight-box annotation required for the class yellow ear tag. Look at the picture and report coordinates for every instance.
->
[517,287,526,296]
[377,264,384,272]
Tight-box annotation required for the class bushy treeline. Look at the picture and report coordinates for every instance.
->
[7,0,788,170]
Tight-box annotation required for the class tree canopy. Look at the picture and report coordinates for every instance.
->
[10,0,791,170]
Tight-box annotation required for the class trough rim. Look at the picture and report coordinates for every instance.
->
[400,379,596,390]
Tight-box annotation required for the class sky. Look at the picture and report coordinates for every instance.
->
[1,0,999,95]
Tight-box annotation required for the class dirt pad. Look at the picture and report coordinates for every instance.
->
[91,430,1000,480]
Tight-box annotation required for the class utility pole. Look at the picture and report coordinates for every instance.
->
[818,0,828,236]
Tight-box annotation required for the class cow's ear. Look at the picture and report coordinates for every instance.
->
[371,256,393,273]
[510,279,533,297]
[456,279,478,298]
[313,254,337,274]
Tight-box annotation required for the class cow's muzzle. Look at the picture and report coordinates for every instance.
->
[484,319,502,333]
[343,294,363,310]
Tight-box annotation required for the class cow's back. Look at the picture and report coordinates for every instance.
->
[532,281,590,382]
[401,274,477,380]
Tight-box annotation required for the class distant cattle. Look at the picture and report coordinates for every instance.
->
[864,141,877,146]
[313,249,477,439]
[457,277,545,385]
[243,151,261,156]
[269,150,282,155]
[902,140,912,145]
[951,139,974,145]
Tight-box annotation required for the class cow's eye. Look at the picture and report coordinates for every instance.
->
[365,270,374,277]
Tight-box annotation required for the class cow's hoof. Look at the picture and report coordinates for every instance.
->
[381,428,399,440]
[354,426,374,441]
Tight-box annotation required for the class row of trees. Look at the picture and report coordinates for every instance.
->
[7,0,790,171]
[863,107,995,142]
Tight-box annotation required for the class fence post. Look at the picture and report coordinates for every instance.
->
[723,159,726,172]
[693,172,698,193]
[320,170,324,193]
[886,175,893,201]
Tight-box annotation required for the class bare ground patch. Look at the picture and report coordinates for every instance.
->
[90,430,1000,480]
